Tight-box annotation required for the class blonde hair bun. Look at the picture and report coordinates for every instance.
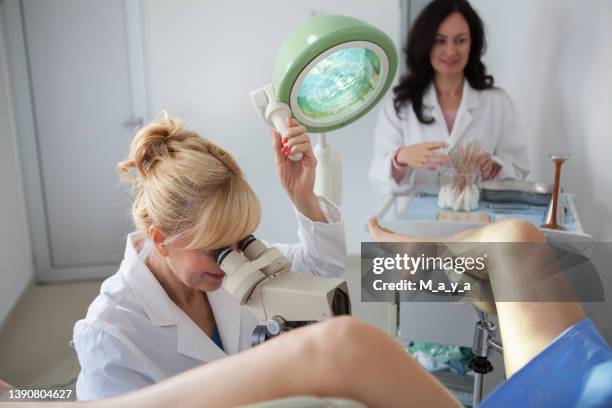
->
[117,112,260,250]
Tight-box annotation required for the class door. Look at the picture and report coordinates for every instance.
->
[8,0,147,281]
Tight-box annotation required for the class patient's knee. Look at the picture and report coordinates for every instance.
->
[308,318,390,386]
[304,317,365,357]
[317,316,374,347]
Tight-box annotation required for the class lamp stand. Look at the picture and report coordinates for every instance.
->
[313,133,343,206]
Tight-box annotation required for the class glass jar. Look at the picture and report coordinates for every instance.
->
[437,168,480,211]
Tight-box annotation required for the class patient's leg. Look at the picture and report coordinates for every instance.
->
[478,220,585,377]
[368,217,585,378]
[92,317,461,408]
[367,217,481,243]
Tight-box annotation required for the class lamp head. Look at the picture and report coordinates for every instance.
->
[271,15,398,133]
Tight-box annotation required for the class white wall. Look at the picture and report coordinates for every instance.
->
[141,0,401,255]
[0,4,34,327]
[471,0,612,241]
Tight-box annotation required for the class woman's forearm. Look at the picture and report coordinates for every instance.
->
[293,193,328,223]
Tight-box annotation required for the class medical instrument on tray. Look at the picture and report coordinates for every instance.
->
[541,154,571,230]
[479,180,552,206]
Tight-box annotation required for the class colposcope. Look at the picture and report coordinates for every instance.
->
[216,235,351,346]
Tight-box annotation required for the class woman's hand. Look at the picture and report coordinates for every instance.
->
[395,142,450,171]
[479,153,502,180]
[271,118,326,223]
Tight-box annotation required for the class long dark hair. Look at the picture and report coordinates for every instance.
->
[393,0,494,123]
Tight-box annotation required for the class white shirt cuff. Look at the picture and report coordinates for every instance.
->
[293,195,342,225]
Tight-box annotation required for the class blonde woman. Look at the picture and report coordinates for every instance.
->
[72,114,346,400]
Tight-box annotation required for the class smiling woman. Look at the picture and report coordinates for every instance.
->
[369,0,530,195]
[72,113,347,400]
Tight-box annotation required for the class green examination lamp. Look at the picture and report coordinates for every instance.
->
[251,15,398,205]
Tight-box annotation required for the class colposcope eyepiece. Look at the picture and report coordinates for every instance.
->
[238,235,257,252]
[215,234,258,265]
[216,247,233,265]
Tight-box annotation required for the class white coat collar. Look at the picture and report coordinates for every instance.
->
[423,79,480,145]
[423,78,479,111]
[207,287,242,355]
[121,232,175,327]
[120,232,230,361]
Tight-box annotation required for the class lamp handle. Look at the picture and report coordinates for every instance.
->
[265,102,303,161]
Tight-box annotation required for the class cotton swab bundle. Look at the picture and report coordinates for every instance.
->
[438,141,482,211]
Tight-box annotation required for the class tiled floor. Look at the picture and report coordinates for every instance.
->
[0,281,101,389]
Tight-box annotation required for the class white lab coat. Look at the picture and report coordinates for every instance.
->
[369,80,529,195]
[72,196,346,400]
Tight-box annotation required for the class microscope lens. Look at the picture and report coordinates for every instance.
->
[238,235,256,252]
[216,248,233,265]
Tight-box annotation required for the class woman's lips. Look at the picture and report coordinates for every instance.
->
[205,271,225,281]
[441,59,459,67]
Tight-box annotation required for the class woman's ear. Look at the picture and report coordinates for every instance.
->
[148,225,170,257]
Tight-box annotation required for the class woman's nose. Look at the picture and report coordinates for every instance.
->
[444,44,459,57]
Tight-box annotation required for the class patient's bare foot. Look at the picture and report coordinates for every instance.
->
[368,218,498,315]
[368,217,390,241]
[368,217,426,242]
